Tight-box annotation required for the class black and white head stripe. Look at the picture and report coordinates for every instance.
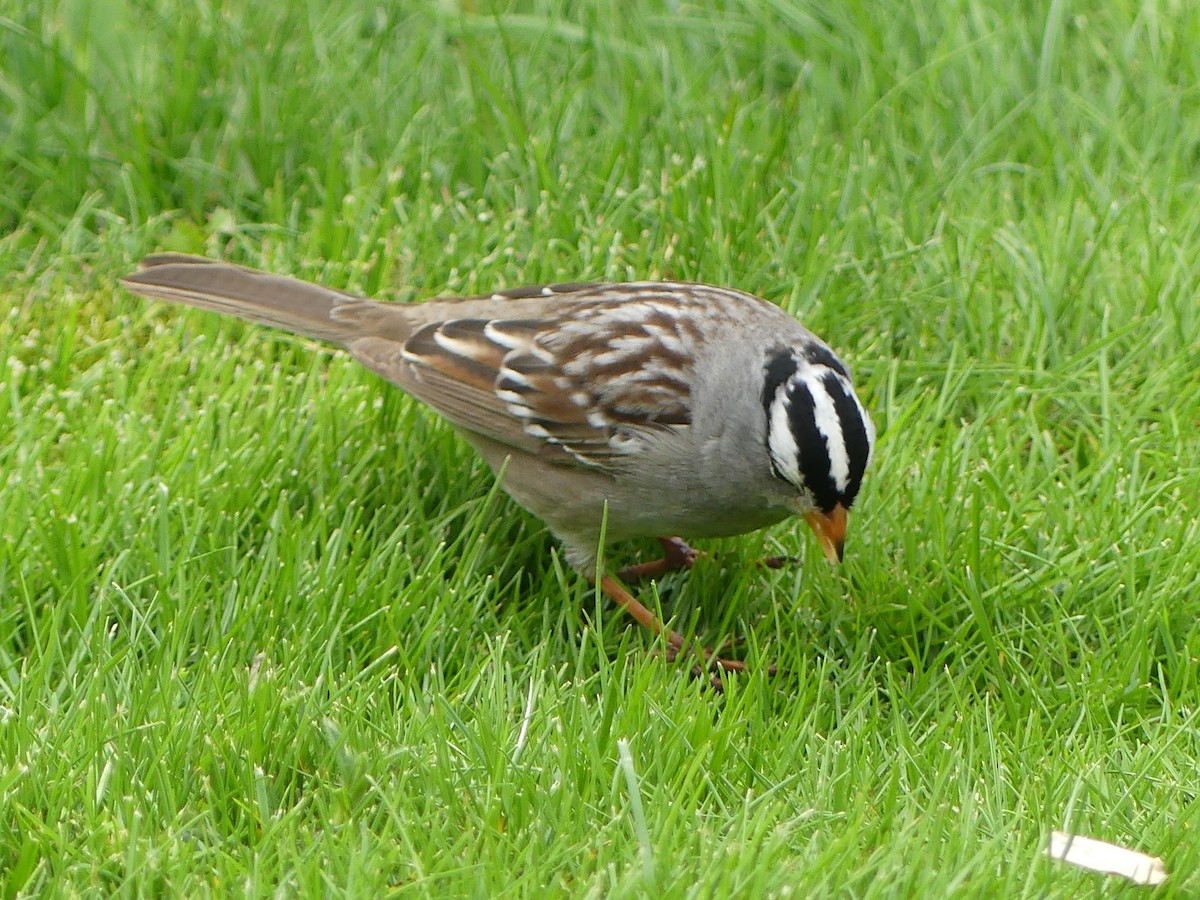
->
[761,346,874,512]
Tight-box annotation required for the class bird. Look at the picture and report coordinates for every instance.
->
[120,255,875,677]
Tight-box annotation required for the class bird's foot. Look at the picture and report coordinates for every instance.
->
[663,633,776,692]
[597,572,775,692]
[616,536,705,583]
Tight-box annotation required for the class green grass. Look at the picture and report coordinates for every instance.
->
[3,0,1200,895]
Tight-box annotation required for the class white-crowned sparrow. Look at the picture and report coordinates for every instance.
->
[121,255,875,675]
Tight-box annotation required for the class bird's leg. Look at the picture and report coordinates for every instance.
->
[616,536,705,583]
[618,538,798,580]
[597,573,750,688]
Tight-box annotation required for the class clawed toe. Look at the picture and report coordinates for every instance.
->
[597,571,776,690]
[660,634,778,691]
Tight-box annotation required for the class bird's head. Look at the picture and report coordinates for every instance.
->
[761,342,874,562]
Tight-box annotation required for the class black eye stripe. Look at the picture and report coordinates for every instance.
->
[761,350,798,416]
[820,372,870,507]
[803,345,849,379]
[785,381,840,513]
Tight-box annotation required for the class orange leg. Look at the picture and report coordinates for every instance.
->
[598,572,750,688]
[616,536,705,583]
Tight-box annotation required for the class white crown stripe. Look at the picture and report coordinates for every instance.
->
[800,371,850,493]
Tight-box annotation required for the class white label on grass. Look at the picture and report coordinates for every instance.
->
[1046,831,1167,886]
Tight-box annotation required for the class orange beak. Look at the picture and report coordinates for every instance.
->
[804,505,847,563]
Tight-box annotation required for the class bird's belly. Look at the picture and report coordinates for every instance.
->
[602,498,791,541]
[463,432,797,565]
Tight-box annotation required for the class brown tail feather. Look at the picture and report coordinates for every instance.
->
[120,255,412,346]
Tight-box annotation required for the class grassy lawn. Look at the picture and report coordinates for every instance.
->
[3,0,1199,895]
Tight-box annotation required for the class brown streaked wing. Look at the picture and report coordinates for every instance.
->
[488,282,601,300]
[418,282,604,307]
[351,287,706,468]
[352,319,606,465]
[347,331,546,457]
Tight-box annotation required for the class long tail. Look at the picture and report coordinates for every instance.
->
[119,254,410,346]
